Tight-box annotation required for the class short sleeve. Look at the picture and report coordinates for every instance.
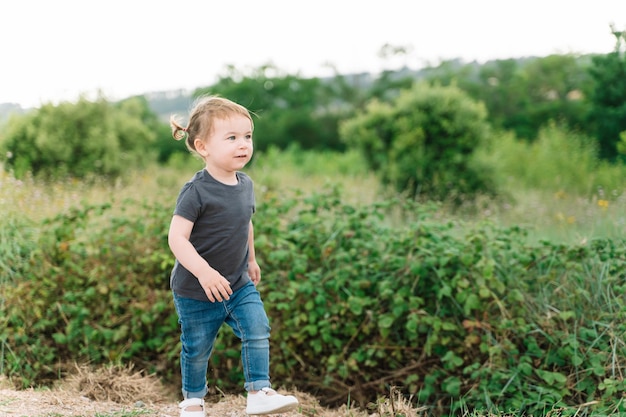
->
[174,182,202,223]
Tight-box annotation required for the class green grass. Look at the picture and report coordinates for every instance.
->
[1,146,625,246]
[449,186,626,245]
[468,124,626,244]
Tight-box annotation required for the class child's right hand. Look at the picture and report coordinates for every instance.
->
[198,272,233,302]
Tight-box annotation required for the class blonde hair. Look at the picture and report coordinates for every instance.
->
[170,95,254,155]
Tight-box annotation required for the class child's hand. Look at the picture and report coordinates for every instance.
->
[198,272,233,302]
[248,260,261,285]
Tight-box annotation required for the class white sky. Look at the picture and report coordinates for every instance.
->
[1,0,625,108]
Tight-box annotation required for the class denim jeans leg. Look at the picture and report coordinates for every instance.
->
[173,292,225,399]
[225,281,271,392]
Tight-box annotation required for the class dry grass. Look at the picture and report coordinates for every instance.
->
[0,365,428,417]
[66,364,169,404]
[0,159,381,224]
[0,166,185,223]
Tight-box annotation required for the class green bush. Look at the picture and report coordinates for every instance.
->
[1,188,625,416]
[339,82,497,202]
[0,216,37,284]
[0,96,157,179]
[475,123,626,202]
[0,201,177,386]
[253,187,626,415]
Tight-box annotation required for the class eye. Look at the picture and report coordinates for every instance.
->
[227,135,236,141]
[245,134,253,141]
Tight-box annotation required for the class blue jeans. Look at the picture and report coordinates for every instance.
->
[172,281,271,399]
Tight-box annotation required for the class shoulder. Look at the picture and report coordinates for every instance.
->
[179,170,205,188]
[177,171,202,196]
[176,170,213,205]
[237,171,253,186]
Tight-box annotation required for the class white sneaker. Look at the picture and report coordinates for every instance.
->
[179,397,205,417]
[246,387,299,415]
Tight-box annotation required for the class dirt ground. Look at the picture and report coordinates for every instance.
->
[0,365,389,417]
[0,386,321,417]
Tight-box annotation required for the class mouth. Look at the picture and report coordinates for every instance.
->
[235,154,248,159]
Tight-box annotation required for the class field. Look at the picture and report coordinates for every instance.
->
[2,147,625,245]
[1,149,626,417]
[0,154,429,417]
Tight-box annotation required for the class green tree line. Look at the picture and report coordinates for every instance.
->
[1,29,625,199]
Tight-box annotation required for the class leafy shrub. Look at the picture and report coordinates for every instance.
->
[474,123,626,207]
[479,123,603,195]
[2,187,626,416]
[253,187,626,415]
[0,216,37,284]
[0,96,157,179]
[0,201,177,387]
[339,82,497,201]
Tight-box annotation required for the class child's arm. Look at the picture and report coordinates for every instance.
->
[168,214,233,302]
[248,220,261,285]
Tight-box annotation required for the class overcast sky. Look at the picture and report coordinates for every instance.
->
[2,0,625,108]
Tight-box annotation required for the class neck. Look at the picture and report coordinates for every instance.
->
[205,167,237,185]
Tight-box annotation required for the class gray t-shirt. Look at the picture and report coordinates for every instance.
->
[170,169,255,301]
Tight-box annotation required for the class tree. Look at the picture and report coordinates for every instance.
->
[195,65,344,152]
[0,95,156,179]
[508,55,591,140]
[423,56,592,141]
[587,26,626,161]
[339,82,496,201]
[618,131,626,157]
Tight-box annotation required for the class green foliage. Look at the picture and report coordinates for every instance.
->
[195,64,349,152]
[2,177,626,416]
[618,131,626,157]
[475,122,626,200]
[0,216,37,284]
[587,28,626,161]
[0,201,178,387]
[253,188,626,415]
[520,55,592,135]
[0,96,157,179]
[340,82,497,201]
[422,55,593,142]
[0,216,38,377]
[254,144,370,179]
[480,123,597,194]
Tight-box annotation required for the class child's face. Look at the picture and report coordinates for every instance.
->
[199,115,253,173]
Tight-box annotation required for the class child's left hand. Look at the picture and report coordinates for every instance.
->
[248,260,261,285]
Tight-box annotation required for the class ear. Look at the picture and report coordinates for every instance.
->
[194,137,209,157]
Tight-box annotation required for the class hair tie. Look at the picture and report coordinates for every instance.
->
[182,127,188,132]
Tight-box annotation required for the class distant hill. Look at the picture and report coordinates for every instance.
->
[0,57,552,125]
[0,102,27,124]
[139,89,195,122]
[0,89,196,125]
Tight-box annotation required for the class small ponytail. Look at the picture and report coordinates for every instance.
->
[169,115,188,141]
